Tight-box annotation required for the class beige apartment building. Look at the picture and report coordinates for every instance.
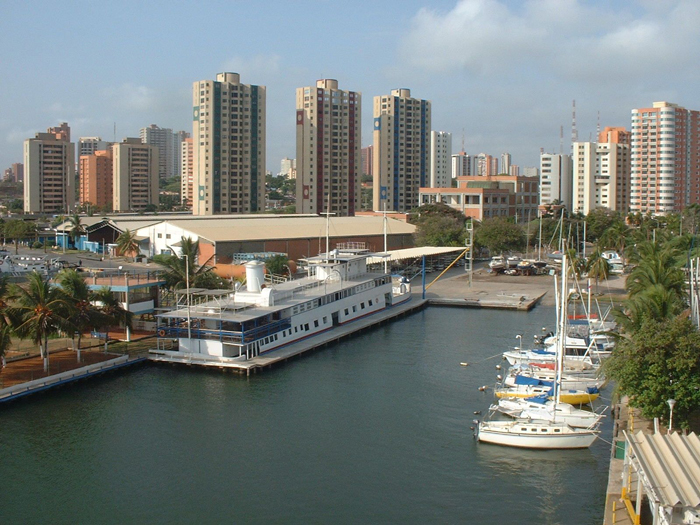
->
[631,101,700,214]
[571,128,631,215]
[296,79,361,217]
[180,137,194,208]
[24,123,75,213]
[113,138,159,212]
[372,89,431,212]
[79,149,113,209]
[192,72,266,215]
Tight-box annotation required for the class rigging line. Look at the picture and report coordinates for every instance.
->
[461,352,505,366]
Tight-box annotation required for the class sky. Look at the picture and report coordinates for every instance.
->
[2,0,700,175]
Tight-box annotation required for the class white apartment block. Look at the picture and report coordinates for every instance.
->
[296,79,361,216]
[140,125,179,180]
[113,138,159,212]
[78,137,110,157]
[430,131,452,188]
[193,73,266,215]
[572,141,631,215]
[501,153,511,175]
[24,128,75,213]
[452,152,474,178]
[539,153,572,210]
[372,88,431,212]
[280,157,296,178]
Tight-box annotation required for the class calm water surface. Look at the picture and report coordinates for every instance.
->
[0,305,612,524]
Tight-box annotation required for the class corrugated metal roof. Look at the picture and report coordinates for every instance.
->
[161,216,415,243]
[366,246,464,265]
[625,430,700,508]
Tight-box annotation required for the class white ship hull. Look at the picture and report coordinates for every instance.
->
[476,420,599,449]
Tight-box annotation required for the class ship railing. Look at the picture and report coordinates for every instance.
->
[158,318,291,344]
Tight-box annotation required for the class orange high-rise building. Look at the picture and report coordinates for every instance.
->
[79,149,113,209]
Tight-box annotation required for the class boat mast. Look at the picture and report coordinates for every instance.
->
[383,202,388,274]
[538,215,543,261]
[556,254,568,408]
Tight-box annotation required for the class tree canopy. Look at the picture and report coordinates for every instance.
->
[474,217,525,255]
[409,203,467,247]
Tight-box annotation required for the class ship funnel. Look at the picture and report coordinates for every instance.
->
[245,260,266,293]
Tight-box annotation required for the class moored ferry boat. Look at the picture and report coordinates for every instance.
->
[0,254,62,276]
[150,247,412,366]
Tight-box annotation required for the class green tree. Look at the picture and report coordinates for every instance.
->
[57,269,109,351]
[158,237,230,290]
[4,219,37,254]
[585,209,622,242]
[7,271,72,372]
[585,248,610,294]
[92,286,133,339]
[115,229,140,260]
[603,316,700,430]
[474,217,526,255]
[265,254,290,276]
[409,203,466,247]
[67,213,85,248]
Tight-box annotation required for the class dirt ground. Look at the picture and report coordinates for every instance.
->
[0,349,120,389]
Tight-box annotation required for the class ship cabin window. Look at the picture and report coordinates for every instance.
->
[352,306,357,312]
[344,309,349,315]
[304,323,309,331]
[314,320,319,328]
[294,327,298,333]
[361,303,365,310]
[323,316,328,324]
[554,429,561,433]
[368,300,373,306]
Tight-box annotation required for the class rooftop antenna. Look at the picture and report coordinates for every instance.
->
[596,110,600,138]
[461,128,465,154]
[571,99,578,147]
[113,122,117,142]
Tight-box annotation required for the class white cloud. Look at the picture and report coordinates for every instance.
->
[102,83,156,111]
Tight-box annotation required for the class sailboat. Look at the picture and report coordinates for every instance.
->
[476,255,601,449]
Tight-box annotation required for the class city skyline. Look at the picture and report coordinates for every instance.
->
[2,0,700,175]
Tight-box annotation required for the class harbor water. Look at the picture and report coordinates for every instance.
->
[0,305,613,524]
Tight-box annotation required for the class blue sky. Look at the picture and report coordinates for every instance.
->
[2,0,700,174]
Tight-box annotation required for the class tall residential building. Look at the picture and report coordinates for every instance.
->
[193,72,266,215]
[372,88,431,212]
[571,140,631,215]
[140,125,179,180]
[79,149,113,209]
[180,137,194,208]
[509,165,520,177]
[24,123,75,213]
[476,153,497,176]
[361,146,373,177]
[296,79,361,216]
[11,163,23,182]
[501,153,511,175]
[630,101,700,214]
[539,153,572,209]
[523,166,539,178]
[113,138,159,212]
[430,131,452,188]
[78,137,110,158]
[280,157,296,178]
[452,151,473,178]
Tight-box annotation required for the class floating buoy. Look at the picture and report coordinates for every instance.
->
[495,365,501,370]
[460,362,469,367]
[497,375,503,381]
[473,410,481,415]
[478,385,488,391]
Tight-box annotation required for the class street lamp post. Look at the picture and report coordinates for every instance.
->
[667,399,676,434]
[183,254,192,342]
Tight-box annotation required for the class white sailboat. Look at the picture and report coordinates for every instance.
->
[490,396,604,429]
[476,255,601,449]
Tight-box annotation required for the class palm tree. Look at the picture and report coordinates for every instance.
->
[0,325,11,370]
[626,256,686,300]
[67,213,85,249]
[7,271,72,372]
[614,284,684,334]
[586,248,610,294]
[115,229,139,261]
[92,286,133,345]
[57,269,109,353]
[159,237,227,291]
